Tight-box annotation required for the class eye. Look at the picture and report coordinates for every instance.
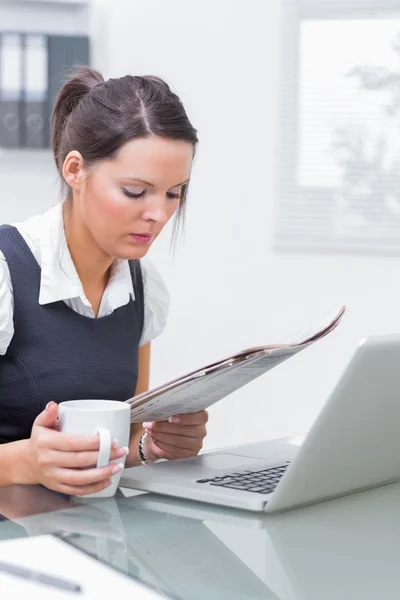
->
[166,192,181,200]
[122,188,146,199]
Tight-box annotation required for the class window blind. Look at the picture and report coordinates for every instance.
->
[275,0,400,254]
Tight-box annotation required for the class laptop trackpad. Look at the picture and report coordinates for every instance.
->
[179,453,263,470]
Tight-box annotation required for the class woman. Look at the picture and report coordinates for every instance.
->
[0,66,208,496]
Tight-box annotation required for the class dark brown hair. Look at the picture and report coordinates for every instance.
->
[51,65,198,231]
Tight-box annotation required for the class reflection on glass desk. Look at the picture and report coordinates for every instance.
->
[1,481,400,599]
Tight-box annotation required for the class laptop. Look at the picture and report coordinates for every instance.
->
[121,334,400,513]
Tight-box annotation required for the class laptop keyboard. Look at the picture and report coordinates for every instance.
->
[196,462,290,495]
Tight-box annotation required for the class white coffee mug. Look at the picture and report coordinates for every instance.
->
[58,399,131,498]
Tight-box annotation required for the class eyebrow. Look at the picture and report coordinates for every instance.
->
[123,178,189,188]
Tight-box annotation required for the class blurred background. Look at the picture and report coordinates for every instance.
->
[1,0,400,451]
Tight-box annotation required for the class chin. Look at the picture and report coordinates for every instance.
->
[113,246,151,261]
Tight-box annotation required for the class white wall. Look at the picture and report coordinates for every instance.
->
[90,0,400,451]
[1,0,400,453]
[0,151,57,223]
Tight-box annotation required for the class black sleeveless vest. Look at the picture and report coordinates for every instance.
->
[0,225,144,444]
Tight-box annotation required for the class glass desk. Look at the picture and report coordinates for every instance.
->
[0,479,400,599]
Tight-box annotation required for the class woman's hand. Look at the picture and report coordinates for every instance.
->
[142,410,208,461]
[23,402,128,496]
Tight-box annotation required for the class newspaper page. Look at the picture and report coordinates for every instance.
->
[129,345,311,423]
[126,306,345,423]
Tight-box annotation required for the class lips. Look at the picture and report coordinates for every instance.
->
[129,233,154,244]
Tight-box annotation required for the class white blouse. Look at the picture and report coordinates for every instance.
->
[0,204,169,356]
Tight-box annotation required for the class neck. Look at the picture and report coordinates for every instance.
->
[62,202,113,290]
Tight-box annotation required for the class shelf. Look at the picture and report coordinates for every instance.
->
[2,0,89,6]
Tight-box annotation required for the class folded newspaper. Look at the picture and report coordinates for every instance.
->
[126,306,346,423]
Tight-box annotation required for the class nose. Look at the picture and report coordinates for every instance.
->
[141,194,169,225]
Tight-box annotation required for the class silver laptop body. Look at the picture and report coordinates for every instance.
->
[121,334,400,512]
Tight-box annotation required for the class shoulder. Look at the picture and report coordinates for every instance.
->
[13,205,61,260]
[139,257,170,346]
[140,256,169,301]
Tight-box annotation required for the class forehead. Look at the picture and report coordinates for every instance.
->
[109,136,194,185]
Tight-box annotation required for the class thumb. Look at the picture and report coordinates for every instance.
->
[34,402,59,429]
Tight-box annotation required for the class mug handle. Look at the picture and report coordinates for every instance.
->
[95,428,112,468]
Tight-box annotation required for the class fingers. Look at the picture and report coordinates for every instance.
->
[150,439,196,460]
[174,410,208,426]
[34,401,59,429]
[141,411,208,461]
[149,431,204,451]
[55,479,113,497]
[42,446,129,469]
[143,410,208,432]
[37,432,104,453]
[53,462,123,488]
[145,423,206,438]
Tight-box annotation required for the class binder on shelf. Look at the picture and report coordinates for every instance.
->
[0,33,23,148]
[0,32,90,149]
[47,34,90,146]
[23,34,48,149]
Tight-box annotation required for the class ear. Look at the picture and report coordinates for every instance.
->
[62,150,86,191]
